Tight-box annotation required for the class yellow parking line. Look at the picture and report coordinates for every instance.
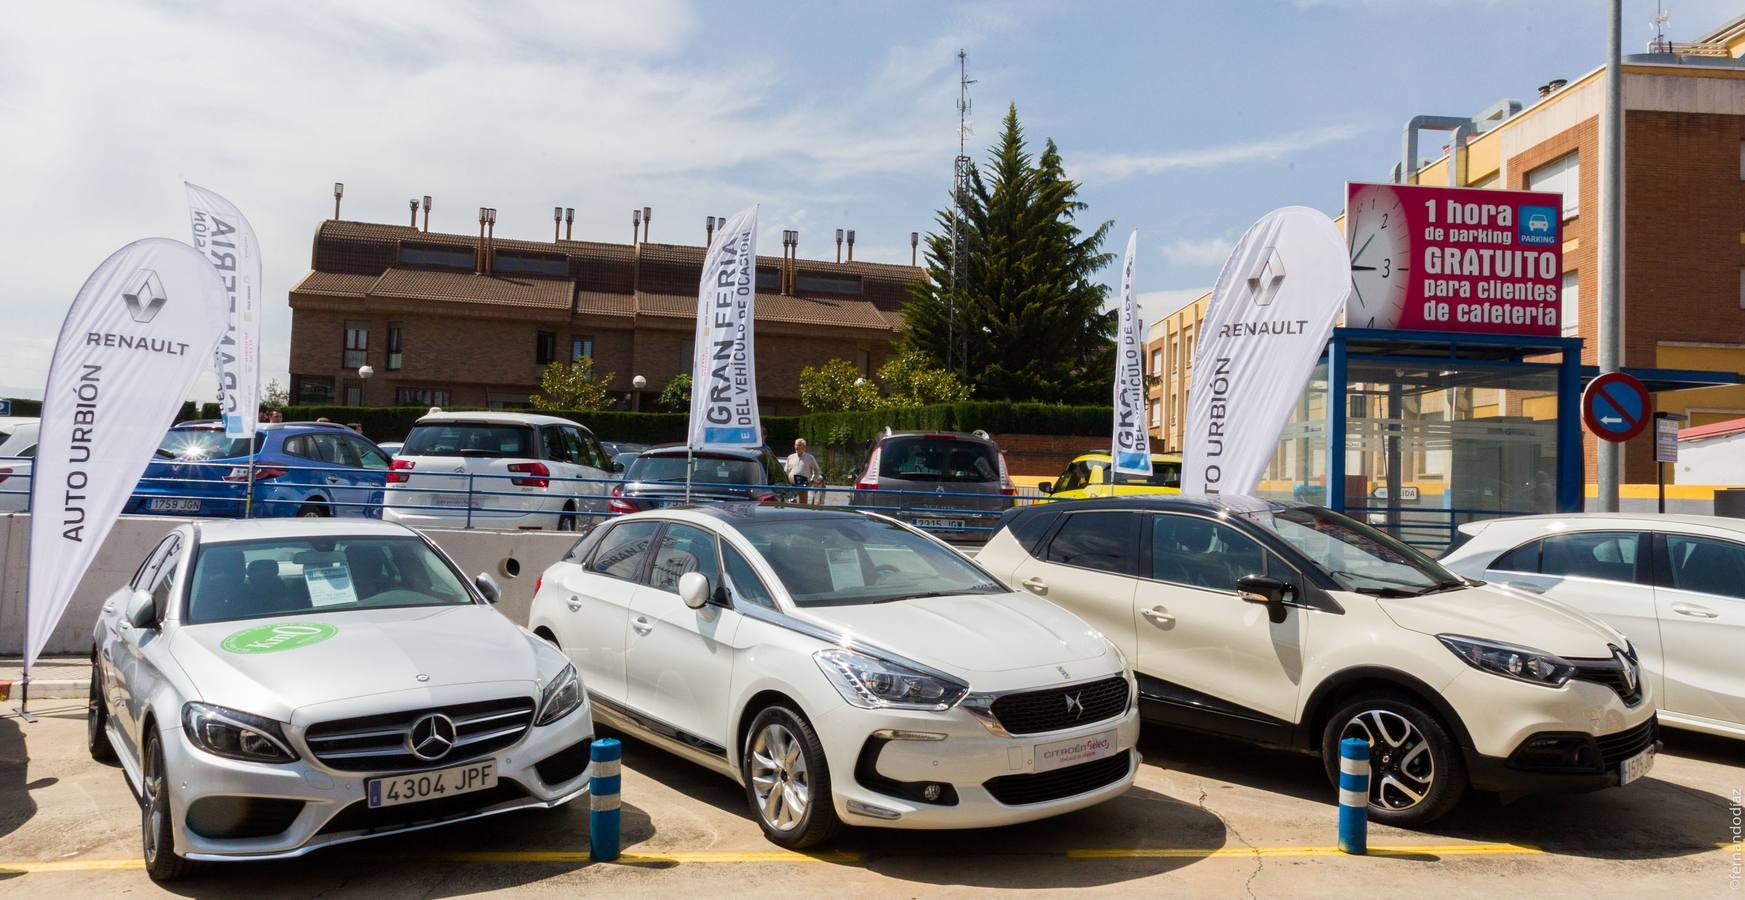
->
[1069,843,1543,859]
[447,850,867,864]
[0,858,144,873]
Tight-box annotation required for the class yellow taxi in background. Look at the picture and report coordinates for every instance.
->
[1039,450,1182,499]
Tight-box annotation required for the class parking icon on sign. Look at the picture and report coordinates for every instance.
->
[1519,205,1558,245]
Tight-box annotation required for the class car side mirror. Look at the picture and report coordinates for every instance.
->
[474,572,501,604]
[1236,574,1290,625]
[1038,481,1053,494]
[678,571,710,610]
[612,461,625,473]
[126,589,157,630]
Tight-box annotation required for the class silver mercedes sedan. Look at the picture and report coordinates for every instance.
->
[87,519,593,881]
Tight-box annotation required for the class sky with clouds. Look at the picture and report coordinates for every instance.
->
[1,0,1737,400]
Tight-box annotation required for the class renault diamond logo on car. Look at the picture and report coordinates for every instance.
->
[408,713,457,761]
[121,269,169,324]
[1616,648,1638,694]
[1064,692,1085,720]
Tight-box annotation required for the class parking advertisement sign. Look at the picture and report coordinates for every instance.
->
[1345,182,1564,336]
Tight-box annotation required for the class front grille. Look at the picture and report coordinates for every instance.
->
[1596,718,1658,768]
[1570,654,1644,706]
[988,677,1129,736]
[304,697,535,772]
[186,796,305,840]
[533,739,592,787]
[983,754,1130,806]
[317,781,530,836]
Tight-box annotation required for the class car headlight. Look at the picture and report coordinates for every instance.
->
[181,702,298,763]
[535,663,583,726]
[814,648,968,711]
[1438,635,1576,688]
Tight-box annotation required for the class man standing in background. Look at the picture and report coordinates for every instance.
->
[784,438,822,504]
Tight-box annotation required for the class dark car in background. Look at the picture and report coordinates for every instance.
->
[125,421,392,518]
[849,430,1015,542]
[607,445,786,513]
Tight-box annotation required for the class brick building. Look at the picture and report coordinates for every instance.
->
[1147,14,1745,486]
[288,219,922,415]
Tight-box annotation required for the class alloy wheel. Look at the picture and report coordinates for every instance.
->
[1341,709,1434,810]
[748,722,809,831]
[142,737,167,864]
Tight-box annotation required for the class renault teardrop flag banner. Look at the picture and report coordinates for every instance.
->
[687,204,761,450]
[1112,230,1152,476]
[25,239,229,672]
[186,183,262,438]
[1181,207,1349,495]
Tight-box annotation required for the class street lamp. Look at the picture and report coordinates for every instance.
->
[357,365,373,406]
[632,374,647,412]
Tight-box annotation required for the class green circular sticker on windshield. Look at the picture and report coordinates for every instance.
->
[221,622,338,654]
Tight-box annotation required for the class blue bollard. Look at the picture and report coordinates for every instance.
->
[590,738,622,862]
[1338,736,1369,855]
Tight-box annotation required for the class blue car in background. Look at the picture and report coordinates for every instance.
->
[125,421,391,518]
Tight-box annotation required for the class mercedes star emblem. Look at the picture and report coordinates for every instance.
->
[1064,692,1085,720]
[407,713,457,762]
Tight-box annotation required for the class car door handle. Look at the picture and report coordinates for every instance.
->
[1021,577,1048,595]
[631,616,653,635]
[326,476,342,484]
[1670,602,1719,619]
[1141,606,1175,626]
[565,596,584,612]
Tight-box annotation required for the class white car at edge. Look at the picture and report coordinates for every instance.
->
[384,411,616,532]
[1442,512,1745,740]
[529,505,1140,847]
[0,416,39,513]
[88,519,594,881]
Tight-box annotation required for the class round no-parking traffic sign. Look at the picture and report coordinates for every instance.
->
[1582,372,1651,442]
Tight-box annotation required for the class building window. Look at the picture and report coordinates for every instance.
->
[296,376,333,404]
[495,253,569,277]
[396,387,451,406]
[1150,348,1162,375]
[755,268,780,291]
[1527,152,1579,220]
[536,331,557,365]
[794,273,863,295]
[1171,337,1180,372]
[486,392,532,410]
[1184,334,1194,370]
[1560,272,1580,336]
[343,380,362,406]
[343,320,368,369]
[856,349,871,374]
[680,339,694,370]
[399,244,475,269]
[570,336,594,363]
[386,323,404,371]
[1150,399,1161,430]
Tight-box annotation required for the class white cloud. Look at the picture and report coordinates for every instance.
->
[1159,237,1236,269]
[1074,124,1369,182]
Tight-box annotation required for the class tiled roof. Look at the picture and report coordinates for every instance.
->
[370,268,574,309]
[638,292,895,330]
[291,271,378,296]
[575,291,636,317]
[1679,416,1745,442]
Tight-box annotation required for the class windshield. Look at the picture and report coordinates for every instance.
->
[402,422,537,458]
[185,535,475,624]
[1246,506,1460,595]
[1113,461,1181,488]
[738,517,1004,606]
[156,429,262,461]
[628,454,766,486]
[878,437,999,483]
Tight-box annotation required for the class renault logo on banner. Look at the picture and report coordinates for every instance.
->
[1245,247,1286,307]
[121,269,169,324]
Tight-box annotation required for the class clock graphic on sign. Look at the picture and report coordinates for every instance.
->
[1347,184,1410,328]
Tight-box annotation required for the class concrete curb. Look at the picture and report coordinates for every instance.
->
[0,678,88,701]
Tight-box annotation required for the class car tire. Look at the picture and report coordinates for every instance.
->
[86,655,116,763]
[741,705,841,849]
[1321,692,1467,828]
[141,729,197,882]
[296,502,328,518]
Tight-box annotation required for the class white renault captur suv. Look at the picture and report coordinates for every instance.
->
[89,519,594,881]
[529,506,1140,848]
[978,496,1658,827]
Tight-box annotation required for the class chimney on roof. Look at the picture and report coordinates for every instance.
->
[564,207,574,241]
[632,208,641,245]
[476,207,488,274]
[1548,77,1567,93]
[642,206,652,243]
[554,206,562,242]
[409,198,419,227]
[910,231,919,266]
[780,230,793,295]
[486,208,498,275]
[1536,83,1551,98]
[846,229,856,263]
[422,195,432,232]
[835,228,844,263]
[706,215,717,246]
[333,182,344,220]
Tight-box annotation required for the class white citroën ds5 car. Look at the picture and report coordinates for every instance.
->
[88,519,594,881]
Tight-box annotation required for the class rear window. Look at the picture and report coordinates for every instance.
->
[402,422,537,459]
[627,454,767,486]
[877,437,998,483]
[1114,460,1181,488]
[156,429,262,461]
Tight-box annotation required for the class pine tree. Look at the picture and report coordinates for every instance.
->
[902,104,1115,404]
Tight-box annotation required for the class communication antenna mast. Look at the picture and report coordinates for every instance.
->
[949,49,975,376]
[1650,3,1670,51]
